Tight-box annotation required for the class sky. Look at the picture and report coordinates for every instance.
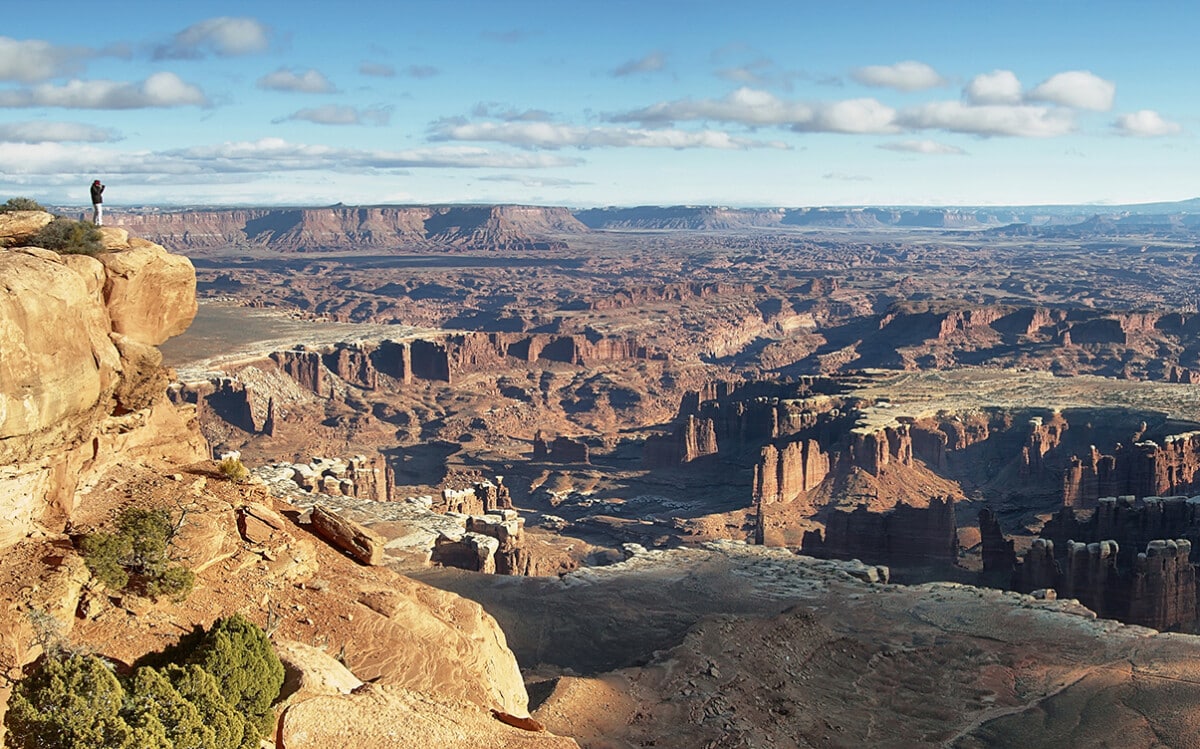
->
[0,0,1196,208]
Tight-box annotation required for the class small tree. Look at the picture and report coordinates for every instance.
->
[5,653,135,749]
[80,507,193,602]
[189,614,284,739]
[32,217,103,255]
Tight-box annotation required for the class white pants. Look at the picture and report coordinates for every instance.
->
[93,203,102,226]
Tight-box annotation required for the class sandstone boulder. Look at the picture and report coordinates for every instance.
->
[0,211,53,246]
[310,505,386,565]
[98,242,197,345]
[275,638,363,705]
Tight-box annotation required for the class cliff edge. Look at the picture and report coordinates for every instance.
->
[0,211,206,547]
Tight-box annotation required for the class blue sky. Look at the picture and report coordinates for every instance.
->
[0,1,1195,207]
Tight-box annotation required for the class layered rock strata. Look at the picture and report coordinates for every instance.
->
[0,215,205,547]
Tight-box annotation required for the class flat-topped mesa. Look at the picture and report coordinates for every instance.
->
[0,213,205,547]
[801,496,959,570]
[120,204,587,252]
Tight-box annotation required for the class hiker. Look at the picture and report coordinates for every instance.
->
[90,179,104,226]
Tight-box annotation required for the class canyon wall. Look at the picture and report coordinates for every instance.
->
[800,497,958,570]
[118,205,586,252]
[0,214,207,547]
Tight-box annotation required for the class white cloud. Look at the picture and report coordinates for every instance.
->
[0,138,581,182]
[154,17,270,59]
[897,101,1075,137]
[851,61,946,92]
[612,87,898,133]
[279,105,392,126]
[877,139,965,155]
[1029,70,1115,111]
[164,138,581,171]
[0,121,119,143]
[0,72,208,109]
[823,172,871,181]
[257,68,337,94]
[613,51,667,77]
[431,119,788,149]
[1114,109,1182,137]
[964,70,1022,105]
[0,37,96,83]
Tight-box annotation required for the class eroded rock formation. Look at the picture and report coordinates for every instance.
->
[801,497,958,569]
[0,216,205,547]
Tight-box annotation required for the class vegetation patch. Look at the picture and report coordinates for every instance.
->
[5,614,283,749]
[31,216,103,255]
[80,507,195,602]
[0,196,46,212]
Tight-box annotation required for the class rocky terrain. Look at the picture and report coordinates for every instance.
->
[11,201,1200,747]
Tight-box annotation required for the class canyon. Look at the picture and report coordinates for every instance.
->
[9,200,1200,746]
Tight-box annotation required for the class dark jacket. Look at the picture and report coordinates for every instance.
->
[91,183,104,204]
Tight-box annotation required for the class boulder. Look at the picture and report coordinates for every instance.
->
[0,211,53,246]
[98,242,197,345]
[310,505,386,565]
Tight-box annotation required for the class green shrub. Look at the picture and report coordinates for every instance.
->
[80,507,192,602]
[32,216,103,255]
[217,457,249,483]
[81,531,133,591]
[161,664,251,749]
[0,196,46,212]
[5,619,283,749]
[189,614,284,739]
[5,653,134,749]
[146,565,195,602]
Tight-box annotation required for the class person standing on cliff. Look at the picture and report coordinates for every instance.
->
[90,179,104,226]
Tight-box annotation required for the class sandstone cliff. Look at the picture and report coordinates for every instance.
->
[0,214,206,547]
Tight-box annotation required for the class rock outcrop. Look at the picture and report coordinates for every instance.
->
[0,214,205,548]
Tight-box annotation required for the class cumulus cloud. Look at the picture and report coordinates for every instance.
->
[257,68,337,93]
[430,119,788,150]
[1028,70,1115,111]
[851,61,946,92]
[613,51,666,77]
[470,103,553,121]
[0,37,99,82]
[897,101,1075,137]
[359,61,395,77]
[277,105,392,126]
[0,121,120,143]
[153,17,270,59]
[716,57,808,91]
[877,139,965,155]
[612,87,898,134]
[0,72,208,109]
[1114,109,1182,137]
[964,70,1022,105]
